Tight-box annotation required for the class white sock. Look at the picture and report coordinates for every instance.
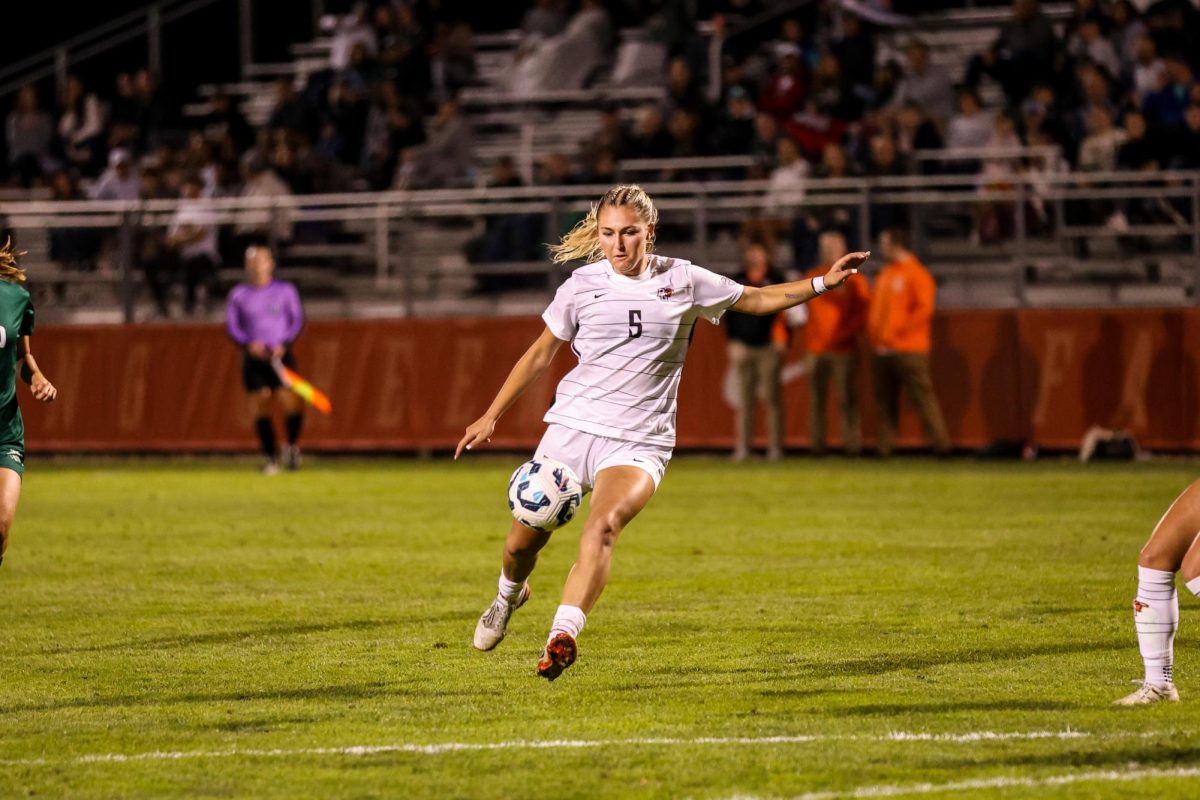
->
[1187,575,1200,598]
[1134,566,1178,685]
[497,571,525,604]
[548,604,586,642]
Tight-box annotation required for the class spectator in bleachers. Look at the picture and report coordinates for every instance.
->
[57,76,106,177]
[6,86,54,187]
[749,111,783,172]
[1129,35,1166,106]
[200,92,253,153]
[90,149,141,200]
[536,152,576,186]
[665,57,704,114]
[266,78,316,140]
[808,50,861,122]
[331,3,378,71]
[831,13,875,98]
[964,0,1057,104]
[1110,1,1148,68]
[893,100,943,168]
[945,87,995,151]
[1141,56,1193,129]
[1069,18,1121,84]
[865,134,910,234]
[108,72,141,155]
[321,77,369,167]
[235,153,293,248]
[470,156,543,290]
[583,104,626,162]
[758,43,808,120]
[161,173,220,317]
[48,171,97,271]
[624,105,673,160]
[762,137,808,221]
[1164,102,1200,170]
[889,39,955,126]
[131,70,169,151]
[522,0,567,40]
[1078,106,1127,172]
[1116,110,1157,171]
[510,0,611,95]
[712,86,757,158]
[429,18,477,101]
[392,98,472,189]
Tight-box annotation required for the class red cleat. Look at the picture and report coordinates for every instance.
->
[536,632,577,681]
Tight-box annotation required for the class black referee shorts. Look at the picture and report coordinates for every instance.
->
[242,348,296,392]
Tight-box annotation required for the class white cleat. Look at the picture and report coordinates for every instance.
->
[1114,680,1180,706]
[473,584,531,651]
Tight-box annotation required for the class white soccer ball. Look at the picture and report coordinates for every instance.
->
[507,458,583,532]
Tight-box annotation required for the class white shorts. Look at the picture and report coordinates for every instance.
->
[535,423,672,493]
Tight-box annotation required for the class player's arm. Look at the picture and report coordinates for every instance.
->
[18,337,56,402]
[455,326,565,459]
[732,251,870,316]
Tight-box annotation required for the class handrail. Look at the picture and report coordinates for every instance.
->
[2,170,1196,217]
[0,0,228,100]
[910,145,1063,162]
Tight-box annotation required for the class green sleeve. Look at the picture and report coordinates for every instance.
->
[20,295,34,336]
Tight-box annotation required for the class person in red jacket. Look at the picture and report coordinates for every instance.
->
[867,227,949,456]
[803,230,870,455]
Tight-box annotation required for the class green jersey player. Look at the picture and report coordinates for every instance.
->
[0,240,57,567]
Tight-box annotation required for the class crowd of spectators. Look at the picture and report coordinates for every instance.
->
[5,0,1200,293]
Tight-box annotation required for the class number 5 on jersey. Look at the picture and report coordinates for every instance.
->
[628,309,642,339]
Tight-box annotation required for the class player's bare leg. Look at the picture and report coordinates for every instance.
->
[1116,480,1200,705]
[250,388,279,474]
[0,469,20,568]
[539,466,655,680]
[474,520,551,651]
[277,387,304,471]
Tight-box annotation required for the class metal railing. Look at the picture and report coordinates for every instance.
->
[2,169,1197,321]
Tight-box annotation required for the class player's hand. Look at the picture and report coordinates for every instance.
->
[248,342,268,360]
[270,344,286,360]
[30,373,56,403]
[824,251,870,289]
[455,415,496,460]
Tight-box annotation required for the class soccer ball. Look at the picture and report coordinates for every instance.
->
[507,458,582,532]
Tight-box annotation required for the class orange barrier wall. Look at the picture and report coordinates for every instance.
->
[20,309,1200,453]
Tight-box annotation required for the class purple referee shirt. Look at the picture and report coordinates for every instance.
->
[226,279,304,348]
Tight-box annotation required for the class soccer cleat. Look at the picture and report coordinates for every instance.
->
[283,444,302,471]
[536,632,577,681]
[1114,680,1180,706]
[473,584,530,651]
[261,459,280,476]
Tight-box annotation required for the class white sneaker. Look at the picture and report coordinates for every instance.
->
[473,584,530,651]
[1114,680,1180,706]
[283,444,301,471]
[261,459,280,476]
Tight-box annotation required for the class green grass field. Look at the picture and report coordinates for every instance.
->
[4,456,1200,798]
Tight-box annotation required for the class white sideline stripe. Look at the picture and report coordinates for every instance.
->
[730,765,1200,800]
[0,729,1161,767]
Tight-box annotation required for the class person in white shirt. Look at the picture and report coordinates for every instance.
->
[164,174,221,316]
[457,184,868,680]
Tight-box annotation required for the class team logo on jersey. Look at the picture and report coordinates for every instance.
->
[656,287,674,301]
[4,449,22,464]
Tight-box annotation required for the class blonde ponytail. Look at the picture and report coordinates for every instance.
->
[0,238,27,283]
[548,184,660,265]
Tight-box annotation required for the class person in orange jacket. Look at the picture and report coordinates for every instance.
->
[802,230,870,455]
[867,226,950,456]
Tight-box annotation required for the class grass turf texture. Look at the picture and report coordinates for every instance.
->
[3,457,1200,798]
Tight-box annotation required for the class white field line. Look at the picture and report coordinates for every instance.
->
[729,765,1200,800]
[0,728,1163,768]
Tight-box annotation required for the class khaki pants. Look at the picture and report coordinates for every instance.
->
[809,352,860,455]
[872,352,950,456]
[729,341,783,457]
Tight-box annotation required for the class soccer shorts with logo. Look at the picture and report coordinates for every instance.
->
[535,423,671,493]
[0,441,25,477]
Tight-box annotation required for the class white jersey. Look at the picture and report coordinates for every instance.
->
[541,254,745,448]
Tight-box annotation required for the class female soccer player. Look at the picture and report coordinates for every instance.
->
[226,245,305,474]
[1116,479,1200,705]
[455,185,867,680]
[0,240,58,568]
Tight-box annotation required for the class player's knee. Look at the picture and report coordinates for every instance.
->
[1138,542,1181,572]
[582,514,622,549]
